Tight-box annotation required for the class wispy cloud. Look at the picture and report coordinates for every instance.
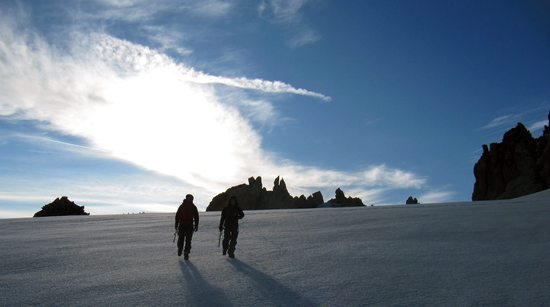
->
[481,106,550,132]
[418,190,455,204]
[0,14,426,216]
[85,33,331,100]
[258,0,310,23]
[141,25,193,57]
[187,0,235,18]
[87,0,235,22]
[288,29,320,48]
[481,114,522,130]
[528,120,547,133]
[258,0,321,48]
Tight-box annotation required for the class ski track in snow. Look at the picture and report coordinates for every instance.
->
[1,191,550,306]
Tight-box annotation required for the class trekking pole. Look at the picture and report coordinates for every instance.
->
[173,223,179,243]
[218,229,222,248]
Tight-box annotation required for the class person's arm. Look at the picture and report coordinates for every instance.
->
[238,207,244,219]
[219,209,226,231]
[175,205,182,229]
[193,205,199,231]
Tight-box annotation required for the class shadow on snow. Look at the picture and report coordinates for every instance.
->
[179,261,233,307]
[227,259,315,306]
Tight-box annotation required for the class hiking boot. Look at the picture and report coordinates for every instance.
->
[228,252,235,259]
[178,249,182,257]
[184,253,189,260]
[223,250,227,256]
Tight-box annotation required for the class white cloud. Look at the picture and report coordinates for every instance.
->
[481,114,522,130]
[258,0,310,23]
[2,132,109,158]
[94,0,234,19]
[239,99,279,125]
[481,107,550,132]
[0,16,426,215]
[288,29,320,48]
[258,0,321,48]
[141,25,193,57]
[188,0,235,18]
[418,190,455,204]
[528,120,547,133]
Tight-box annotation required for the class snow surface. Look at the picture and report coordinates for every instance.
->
[1,193,550,306]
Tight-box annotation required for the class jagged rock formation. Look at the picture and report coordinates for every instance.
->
[472,112,550,200]
[206,176,325,211]
[406,196,419,204]
[325,188,365,207]
[34,196,90,217]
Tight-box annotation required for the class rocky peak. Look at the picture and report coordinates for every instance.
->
[406,196,419,204]
[472,111,550,200]
[206,176,325,211]
[248,176,263,191]
[327,188,364,207]
[34,196,90,217]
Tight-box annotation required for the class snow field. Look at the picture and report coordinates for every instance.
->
[1,191,550,306]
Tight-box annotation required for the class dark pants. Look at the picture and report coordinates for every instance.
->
[177,223,194,255]
[223,226,239,254]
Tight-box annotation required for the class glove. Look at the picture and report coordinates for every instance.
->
[219,225,223,232]
[194,224,199,232]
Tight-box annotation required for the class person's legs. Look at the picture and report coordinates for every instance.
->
[228,227,239,257]
[177,227,184,256]
[222,228,230,254]
[184,226,194,255]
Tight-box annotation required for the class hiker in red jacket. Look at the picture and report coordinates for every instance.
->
[175,194,199,260]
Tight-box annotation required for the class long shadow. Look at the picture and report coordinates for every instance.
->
[227,259,315,306]
[179,261,233,307]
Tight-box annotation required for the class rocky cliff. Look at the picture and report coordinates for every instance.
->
[472,112,550,200]
[325,188,365,207]
[206,176,324,211]
[34,196,90,217]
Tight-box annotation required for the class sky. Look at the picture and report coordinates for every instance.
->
[0,0,549,218]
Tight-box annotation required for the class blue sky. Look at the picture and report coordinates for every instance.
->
[1,0,549,217]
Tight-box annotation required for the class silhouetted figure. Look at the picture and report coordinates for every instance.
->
[219,196,244,258]
[175,194,199,260]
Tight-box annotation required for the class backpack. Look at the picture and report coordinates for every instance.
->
[180,203,194,221]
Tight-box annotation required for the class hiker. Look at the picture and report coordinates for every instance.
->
[175,194,199,260]
[219,196,245,258]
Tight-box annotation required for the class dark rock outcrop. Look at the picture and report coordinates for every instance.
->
[206,176,325,211]
[472,112,550,200]
[34,196,90,217]
[325,188,365,207]
[406,196,419,204]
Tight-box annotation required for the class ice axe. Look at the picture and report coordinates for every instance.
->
[173,223,179,243]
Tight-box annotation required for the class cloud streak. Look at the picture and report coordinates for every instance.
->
[288,30,321,48]
[528,120,547,133]
[0,15,425,214]
[258,0,321,48]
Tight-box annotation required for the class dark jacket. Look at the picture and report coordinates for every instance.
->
[219,205,244,229]
[175,200,199,229]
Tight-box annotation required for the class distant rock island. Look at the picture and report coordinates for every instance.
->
[206,176,364,211]
[406,196,419,204]
[34,196,90,217]
[472,112,550,200]
[321,188,364,207]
